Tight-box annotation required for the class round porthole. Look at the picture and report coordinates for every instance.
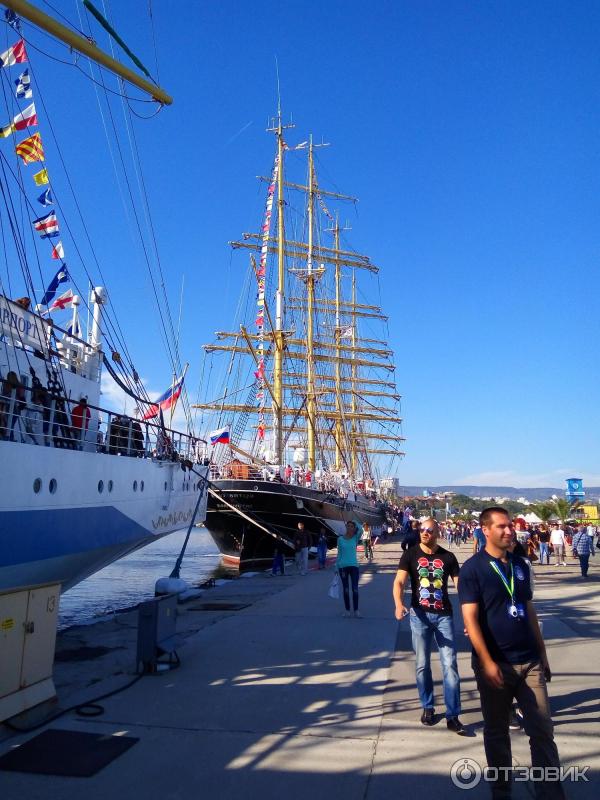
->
[49,478,57,494]
[98,480,104,493]
[133,480,138,492]
[108,480,113,492]
[140,481,144,492]
[33,478,42,493]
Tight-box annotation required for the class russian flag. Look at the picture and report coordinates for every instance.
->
[143,375,184,420]
[210,426,230,446]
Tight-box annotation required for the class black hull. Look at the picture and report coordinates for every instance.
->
[205,479,386,571]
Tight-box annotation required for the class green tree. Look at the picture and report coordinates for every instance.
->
[545,498,580,523]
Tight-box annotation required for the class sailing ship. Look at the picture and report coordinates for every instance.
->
[0,2,208,594]
[196,113,404,570]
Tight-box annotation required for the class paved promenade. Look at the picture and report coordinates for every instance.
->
[1,540,598,799]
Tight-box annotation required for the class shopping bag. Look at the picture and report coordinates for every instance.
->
[328,572,340,600]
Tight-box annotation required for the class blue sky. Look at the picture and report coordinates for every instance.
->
[4,1,600,488]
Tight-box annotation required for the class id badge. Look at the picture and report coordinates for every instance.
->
[507,602,519,619]
[515,603,525,619]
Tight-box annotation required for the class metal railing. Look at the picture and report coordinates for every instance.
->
[0,381,206,463]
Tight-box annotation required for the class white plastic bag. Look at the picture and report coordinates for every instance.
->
[328,572,340,600]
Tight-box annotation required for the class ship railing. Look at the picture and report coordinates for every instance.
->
[0,383,206,463]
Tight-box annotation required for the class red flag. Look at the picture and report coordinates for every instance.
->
[51,241,64,260]
[0,39,26,67]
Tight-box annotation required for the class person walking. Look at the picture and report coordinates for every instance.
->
[294,521,310,575]
[537,526,551,565]
[336,519,362,617]
[317,527,328,570]
[459,507,564,800]
[572,526,592,578]
[392,518,465,734]
[271,547,285,576]
[549,524,567,566]
[473,522,486,553]
[361,524,373,561]
[586,524,596,556]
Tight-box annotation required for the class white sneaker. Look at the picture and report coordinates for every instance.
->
[342,610,351,617]
[561,562,567,566]
[354,610,362,618]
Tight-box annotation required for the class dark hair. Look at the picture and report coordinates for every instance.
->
[480,506,510,529]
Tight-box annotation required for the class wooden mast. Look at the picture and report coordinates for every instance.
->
[333,214,343,471]
[306,136,317,472]
[351,270,358,475]
[267,109,291,465]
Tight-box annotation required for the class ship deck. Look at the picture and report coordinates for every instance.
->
[1,540,598,799]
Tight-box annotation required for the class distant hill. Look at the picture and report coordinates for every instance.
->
[401,486,600,502]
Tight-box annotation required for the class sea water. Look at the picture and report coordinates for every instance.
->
[58,526,221,629]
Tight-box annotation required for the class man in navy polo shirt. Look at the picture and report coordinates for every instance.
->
[459,507,564,799]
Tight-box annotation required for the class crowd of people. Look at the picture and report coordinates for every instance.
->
[412,517,599,580]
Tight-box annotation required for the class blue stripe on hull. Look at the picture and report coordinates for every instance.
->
[0,506,149,568]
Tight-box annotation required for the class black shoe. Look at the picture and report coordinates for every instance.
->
[421,708,435,726]
[446,716,467,735]
[509,710,521,730]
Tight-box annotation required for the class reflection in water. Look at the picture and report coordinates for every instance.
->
[59,527,220,629]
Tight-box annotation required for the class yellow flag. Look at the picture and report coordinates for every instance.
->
[33,168,49,186]
[0,124,15,138]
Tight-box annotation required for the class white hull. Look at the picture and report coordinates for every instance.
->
[0,440,208,593]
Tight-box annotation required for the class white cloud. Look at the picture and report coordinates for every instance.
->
[452,469,600,488]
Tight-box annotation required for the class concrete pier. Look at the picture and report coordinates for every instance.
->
[1,540,598,799]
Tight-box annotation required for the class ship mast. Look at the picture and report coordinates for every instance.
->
[306,137,317,472]
[351,270,358,475]
[267,109,292,465]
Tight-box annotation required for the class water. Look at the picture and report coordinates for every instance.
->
[58,527,221,629]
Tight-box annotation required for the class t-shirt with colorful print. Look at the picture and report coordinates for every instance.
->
[398,544,460,616]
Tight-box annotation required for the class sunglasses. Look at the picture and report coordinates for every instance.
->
[420,527,435,533]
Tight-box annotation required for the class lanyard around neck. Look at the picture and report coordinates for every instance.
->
[490,560,514,600]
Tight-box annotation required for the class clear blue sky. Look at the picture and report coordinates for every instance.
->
[7,1,600,488]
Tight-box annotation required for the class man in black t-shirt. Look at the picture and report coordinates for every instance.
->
[459,507,564,800]
[393,518,465,734]
[537,526,551,565]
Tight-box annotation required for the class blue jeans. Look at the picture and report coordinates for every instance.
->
[578,553,590,577]
[339,566,359,611]
[409,608,461,718]
[539,542,549,564]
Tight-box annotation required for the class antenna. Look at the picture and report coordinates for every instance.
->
[275,56,281,121]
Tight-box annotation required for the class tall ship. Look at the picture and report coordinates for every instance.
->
[0,2,208,595]
[196,112,404,569]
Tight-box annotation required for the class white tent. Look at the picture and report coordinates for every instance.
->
[524,512,542,524]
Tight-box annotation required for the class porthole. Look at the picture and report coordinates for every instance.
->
[98,480,104,494]
[133,480,138,492]
[140,481,144,492]
[33,478,42,494]
[49,478,57,494]
[108,480,113,493]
